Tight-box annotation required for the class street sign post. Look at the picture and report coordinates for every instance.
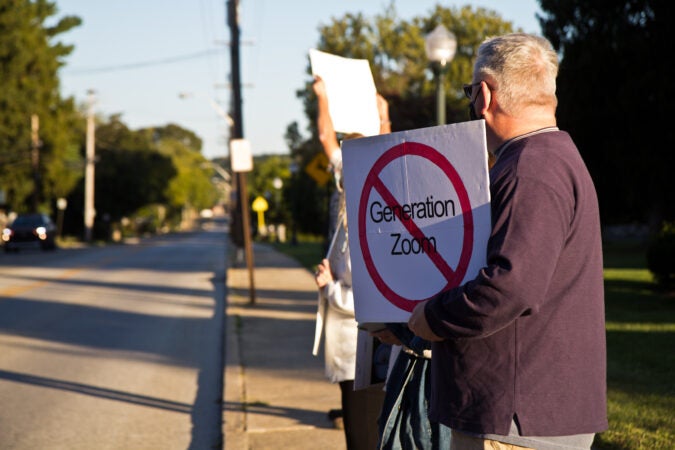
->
[251,196,269,236]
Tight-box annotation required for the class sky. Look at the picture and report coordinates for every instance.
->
[56,0,542,160]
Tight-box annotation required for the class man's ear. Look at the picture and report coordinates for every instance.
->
[479,81,492,116]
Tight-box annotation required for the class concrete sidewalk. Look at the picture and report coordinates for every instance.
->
[224,243,346,450]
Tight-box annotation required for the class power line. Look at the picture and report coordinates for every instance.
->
[64,49,223,75]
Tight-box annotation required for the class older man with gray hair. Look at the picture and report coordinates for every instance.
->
[408,33,608,450]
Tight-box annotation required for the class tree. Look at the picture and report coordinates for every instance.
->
[147,123,203,153]
[284,121,333,237]
[539,0,674,227]
[62,116,218,238]
[153,129,218,223]
[287,3,517,237]
[0,0,82,214]
[248,154,292,227]
[92,117,176,221]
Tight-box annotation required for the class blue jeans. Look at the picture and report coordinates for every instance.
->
[377,335,451,450]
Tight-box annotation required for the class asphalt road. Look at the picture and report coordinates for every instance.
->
[0,223,229,449]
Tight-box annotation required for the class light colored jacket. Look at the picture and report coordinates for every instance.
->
[312,216,357,383]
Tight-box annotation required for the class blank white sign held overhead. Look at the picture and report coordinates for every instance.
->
[309,49,380,137]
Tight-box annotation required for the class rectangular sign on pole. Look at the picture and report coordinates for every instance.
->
[342,121,491,327]
[230,138,253,172]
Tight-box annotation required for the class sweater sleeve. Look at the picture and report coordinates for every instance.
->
[324,279,355,316]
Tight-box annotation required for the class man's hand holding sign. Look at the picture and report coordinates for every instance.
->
[407,301,443,341]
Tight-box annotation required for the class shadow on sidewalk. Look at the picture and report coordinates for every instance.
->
[228,286,316,305]
[224,400,335,429]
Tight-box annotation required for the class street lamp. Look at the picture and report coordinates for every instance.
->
[271,177,284,242]
[272,176,283,216]
[425,24,457,125]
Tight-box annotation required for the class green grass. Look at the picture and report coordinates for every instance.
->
[273,238,674,448]
[270,233,326,272]
[595,241,674,449]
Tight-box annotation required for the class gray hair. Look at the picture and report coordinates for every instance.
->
[474,33,559,116]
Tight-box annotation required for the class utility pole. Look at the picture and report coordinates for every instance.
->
[227,0,256,304]
[84,89,96,243]
[227,0,255,304]
[30,114,40,212]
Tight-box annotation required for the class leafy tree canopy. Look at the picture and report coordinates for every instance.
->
[0,0,82,213]
[63,116,217,238]
[248,154,292,225]
[155,134,217,214]
[142,123,203,153]
[540,0,673,227]
[90,116,176,222]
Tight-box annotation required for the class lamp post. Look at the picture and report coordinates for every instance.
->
[56,197,67,238]
[289,161,298,245]
[425,24,457,126]
[84,89,96,242]
[272,177,284,242]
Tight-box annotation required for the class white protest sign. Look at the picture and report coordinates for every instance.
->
[342,121,491,325]
[309,49,380,137]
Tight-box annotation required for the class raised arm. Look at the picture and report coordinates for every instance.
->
[377,93,391,135]
[312,76,340,160]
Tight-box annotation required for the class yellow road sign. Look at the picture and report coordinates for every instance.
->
[251,196,269,212]
[305,152,332,186]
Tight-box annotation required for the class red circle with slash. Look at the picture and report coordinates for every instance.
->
[358,141,474,312]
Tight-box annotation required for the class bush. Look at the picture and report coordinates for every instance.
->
[646,222,675,288]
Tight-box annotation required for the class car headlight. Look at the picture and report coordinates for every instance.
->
[36,226,48,239]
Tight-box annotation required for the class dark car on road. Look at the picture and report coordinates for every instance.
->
[2,213,57,252]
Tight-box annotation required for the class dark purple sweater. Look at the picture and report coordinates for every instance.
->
[424,130,608,436]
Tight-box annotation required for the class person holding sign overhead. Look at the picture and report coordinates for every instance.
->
[311,74,390,450]
[407,33,608,449]
[313,74,391,241]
